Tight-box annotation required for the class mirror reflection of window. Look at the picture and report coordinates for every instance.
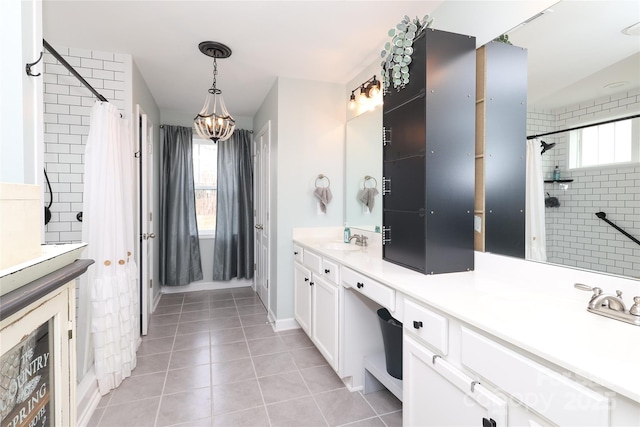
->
[569,117,638,169]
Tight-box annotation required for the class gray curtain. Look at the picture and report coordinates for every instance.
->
[160,125,203,285]
[213,129,254,280]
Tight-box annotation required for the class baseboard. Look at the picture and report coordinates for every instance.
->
[151,289,162,313]
[160,278,253,294]
[76,366,100,427]
[271,316,300,332]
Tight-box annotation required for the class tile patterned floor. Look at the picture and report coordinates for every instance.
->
[89,287,402,427]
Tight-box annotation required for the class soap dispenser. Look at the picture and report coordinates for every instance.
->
[553,165,561,180]
[343,223,351,243]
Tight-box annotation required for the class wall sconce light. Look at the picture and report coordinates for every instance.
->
[194,41,235,143]
[349,75,382,110]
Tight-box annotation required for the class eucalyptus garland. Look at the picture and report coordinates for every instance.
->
[381,14,434,92]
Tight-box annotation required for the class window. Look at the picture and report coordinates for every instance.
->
[192,138,217,234]
[568,117,639,169]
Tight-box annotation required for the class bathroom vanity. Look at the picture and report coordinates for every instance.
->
[293,227,640,426]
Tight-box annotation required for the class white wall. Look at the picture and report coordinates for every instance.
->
[254,77,345,321]
[528,89,640,278]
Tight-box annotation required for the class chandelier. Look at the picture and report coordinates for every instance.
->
[194,41,235,143]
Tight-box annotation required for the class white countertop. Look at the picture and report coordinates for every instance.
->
[293,232,640,404]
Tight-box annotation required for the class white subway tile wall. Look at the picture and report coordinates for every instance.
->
[43,47,126,243]
[528,90,640,278]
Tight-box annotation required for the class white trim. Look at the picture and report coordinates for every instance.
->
[76,367,100,427]
[160,279,253,294]
[151,288,162,313]
[270,316,300,332]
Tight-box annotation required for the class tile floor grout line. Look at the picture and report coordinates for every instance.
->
[152,298,181,427]
[238,294,274,427]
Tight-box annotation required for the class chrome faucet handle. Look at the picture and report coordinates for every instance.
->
[574,283,601,296]
[630,297,640,316]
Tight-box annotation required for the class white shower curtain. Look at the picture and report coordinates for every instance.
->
[525,139,547,262]
[80,101,138,395]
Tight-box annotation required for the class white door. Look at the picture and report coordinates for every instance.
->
[137,105,154,335]
[254,122,271,310]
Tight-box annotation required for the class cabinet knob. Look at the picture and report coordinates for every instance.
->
[304,278,309,282]
[356,282,364,289]
[324,269,330,274]
[310,281,314,286]
[413,320,423,329]
[294,251,299,255]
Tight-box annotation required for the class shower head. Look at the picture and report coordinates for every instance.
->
[595,212,606,220]
[540,140,556,154]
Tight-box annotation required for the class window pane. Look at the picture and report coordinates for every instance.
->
[597,123,614,165]
[198,144,217,187]
[581,127,598,167]
[569,117,636,169]
[195,189,217,232]
[614,120,632,162]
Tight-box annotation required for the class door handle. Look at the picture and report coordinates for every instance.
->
[255,224,264,230]
[149,232,156,239]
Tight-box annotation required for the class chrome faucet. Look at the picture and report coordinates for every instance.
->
[349,234,368,247]
[575,283,639,326]
[588,288,626,311]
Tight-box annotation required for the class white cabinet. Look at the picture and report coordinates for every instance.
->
[460,327,610,427]
[404,335,507,427]
[293,248,340,371]
[0,258,92,427]
[404,298,448,356]
[294,262,312,335]
[311,274,339,369]
[342,266,395,311]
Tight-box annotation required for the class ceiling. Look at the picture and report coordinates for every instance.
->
[42,1,639,117]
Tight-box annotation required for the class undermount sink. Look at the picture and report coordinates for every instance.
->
[323,242,362,252]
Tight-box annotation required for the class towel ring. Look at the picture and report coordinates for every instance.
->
[363,175,378,189]
[315,174,330,188]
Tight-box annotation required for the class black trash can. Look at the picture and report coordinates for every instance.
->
[377,308,403,379]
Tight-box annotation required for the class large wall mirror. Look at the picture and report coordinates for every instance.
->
[506,0,640,280]
[345,107,383,231]
[345,0,639,280]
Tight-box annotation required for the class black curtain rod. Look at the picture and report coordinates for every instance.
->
[43,39,109,103]
[526,113,640,140]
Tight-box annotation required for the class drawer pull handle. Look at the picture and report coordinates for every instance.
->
[432,354,441,365]
[471,380,481,393]
[413,320,423,329]
[356,282,364,289]
[324,269,330,274]
[304,278,309,282]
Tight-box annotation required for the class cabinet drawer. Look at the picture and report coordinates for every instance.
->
[461,327,609,427]
[293,244,303,263]
[303,249,322,274]
[322,259,340,284]
[404,299,448,355]
[342,267,395,311]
